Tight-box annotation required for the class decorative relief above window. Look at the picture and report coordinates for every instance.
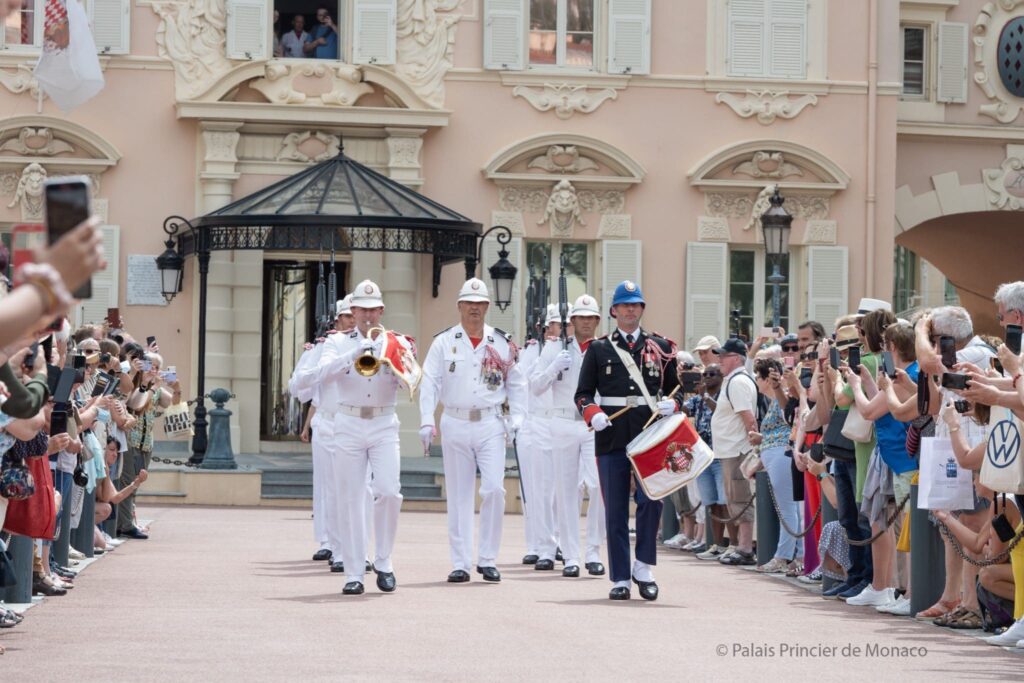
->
[715,89,818,125]
[973,1,1024,123]
[983,143,1024,210]
[511,82,617,118]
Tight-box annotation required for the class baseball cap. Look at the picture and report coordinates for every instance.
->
[712,338,749,356]
[694,335,721,352]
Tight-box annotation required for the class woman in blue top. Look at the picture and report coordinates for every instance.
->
[755,358,804,574]
[845,320,918,615]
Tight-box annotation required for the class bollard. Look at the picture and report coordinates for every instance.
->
[755,470,779,566]
[201,388,238,470]
[661,496,679,542]
[705,505,715,547]
[910,483,945,616]
[2,535,35,604]
[820,493,839,593]
[53,483,74,569]
[71,491,96,557]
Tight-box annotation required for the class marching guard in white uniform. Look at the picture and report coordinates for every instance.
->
[516,304,559,570]
[419,278,527,583]
[532,294,607,577]
[313,281,416,595]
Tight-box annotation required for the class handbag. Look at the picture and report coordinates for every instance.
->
[822,408,856,462]
[918,436,974,511]
[2,454,56,539]
[841,405,874,443]
[162,402,194,440]
[906,415,935,457]
[980,407,1024,494]
[0,452,35,500]
[740,450,763,479]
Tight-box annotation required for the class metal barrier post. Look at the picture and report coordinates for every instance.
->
[2,535,34,604]
[53,486,74,568]
[71,492,96,557]
[910,483,945,616]
[661,497,679,542]
[755,470,779,566]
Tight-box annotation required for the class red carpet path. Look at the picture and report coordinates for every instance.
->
[2,505,1018,681]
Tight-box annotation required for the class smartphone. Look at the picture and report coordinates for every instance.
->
[992,357,1005,375]
[993,513,1016,543]
[146,335,157,347]
[72,354,86,370]
[880,351,896,379]
[829,347,840,369]
[106,308,121,329]
[784,356,796,369]
[759,327,780,339]
[141,359,153,372]
[954,399,971,414]
[799,367,813,389]
[848,347,861,374]
[1007,324,1022,356]
[680,371,701,393]
[50,409,68,436]
[161,366,177,383]
[91,371,111,397]
[43,176,92,299]
[939,335,957,369]
[120,360,130,374]
[941,372,970,390]
[23,341,39,370]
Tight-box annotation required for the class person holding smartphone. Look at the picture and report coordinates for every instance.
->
[303,7,338,59]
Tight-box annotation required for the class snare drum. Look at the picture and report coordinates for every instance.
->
[626,414,715,500]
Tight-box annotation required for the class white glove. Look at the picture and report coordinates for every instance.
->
[591,412,610,432]
[657,399,676,416]
[419,425,435,455]
[551,350,573,374]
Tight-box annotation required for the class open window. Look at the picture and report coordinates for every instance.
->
[272,0,342,59]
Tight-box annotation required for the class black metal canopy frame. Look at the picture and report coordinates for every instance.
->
[162,150,485,464]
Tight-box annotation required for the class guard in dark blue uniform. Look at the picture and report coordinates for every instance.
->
[574,281,682,601]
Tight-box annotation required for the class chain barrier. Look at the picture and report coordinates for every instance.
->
[937,517,1024,568]
[708,497,755,524]
[844,493,910,547]
[149,455,201,469]
[764,476,823,539]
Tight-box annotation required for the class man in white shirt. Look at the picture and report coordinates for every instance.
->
[709,337,761,566]
[419,278,527,583]
[280,14,309,58]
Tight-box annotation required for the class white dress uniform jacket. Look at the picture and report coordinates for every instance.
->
[289,342,334,554]
[517,340,558,562]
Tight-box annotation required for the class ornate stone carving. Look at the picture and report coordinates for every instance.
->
[527,145,599,174]
[983,145,1024,209]
[715,89,818,125]
[4,163,48,220]
[577,189,625,214]
[250,62,372,106]
[201,124,242,179]
[539,180,584,238]
[804,220,837,245]
[499,186,549,213]
[597,214,632,239]
[972,0,1024,123]
[744,185,776,231]
[395,0,465,109]
[0,128,75,157]
[705,189,830,226]
[731,151,803,180]
[387,137,422,168]
[512,83,618,119]
[786,194,830,221]
[0,66,42,100]
[491,210,525,236]
[277,131,342,163]
[697,216,731,242]
[152,0,234,100]
[705,192,754,220]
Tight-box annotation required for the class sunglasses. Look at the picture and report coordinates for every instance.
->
[702,371,721,377]
[782,345,799,352]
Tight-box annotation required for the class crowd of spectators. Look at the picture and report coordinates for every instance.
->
[0,216,182,654]
[663,284,1024,647]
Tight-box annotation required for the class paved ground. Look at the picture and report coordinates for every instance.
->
[2,505,1019,681]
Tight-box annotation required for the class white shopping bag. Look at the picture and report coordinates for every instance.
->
[980,407,1024,495]
[918,436,974,511]
[34,0,105,112]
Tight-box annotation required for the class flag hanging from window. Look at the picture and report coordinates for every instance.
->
[33,0,104,112]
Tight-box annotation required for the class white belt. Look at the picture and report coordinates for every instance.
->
[548,407,582,421]
[334,404,395,419]
[598,396,646,408]
[528,409,548,419]
[444,406,501,422]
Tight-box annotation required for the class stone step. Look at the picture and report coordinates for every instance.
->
[261,483,313,498]
[137,491,187,498]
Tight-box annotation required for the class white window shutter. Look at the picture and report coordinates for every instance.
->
[353,0,397,65]
[601,240,642,323]
[225,0,268,61]
[483,237,523,340]
[806,246,848,335]
[727,0,766,77]
[768,0,805,78]
[483,0,524,70]
[89,0,130,55]
[684,242,727,351]
[937,21,968,104]
[77,225,119,326]
[607,0,651,75]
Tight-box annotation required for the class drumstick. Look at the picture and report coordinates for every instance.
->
[588,405,633,432]
[641,385,682,431]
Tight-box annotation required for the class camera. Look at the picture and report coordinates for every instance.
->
[100,352,111,365]
[954,399,971,414]
[941,372,970,391]
[72,460,88,487]
[680,371,702,394]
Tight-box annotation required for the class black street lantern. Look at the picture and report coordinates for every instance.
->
[469,225,518,312]
[156,216,187,303]
[761,187,793,328]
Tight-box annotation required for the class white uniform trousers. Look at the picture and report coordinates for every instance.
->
[516,416,557,560]
[329,412,402,583]
[549,417,606,567]
[439,413,506,571]
[311,414,335,553]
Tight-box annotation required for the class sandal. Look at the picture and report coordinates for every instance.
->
[0,611,17,628]
[946,609,983,630]
[785,561,805,577]
[916,598,959,619]
[933,606,968,627]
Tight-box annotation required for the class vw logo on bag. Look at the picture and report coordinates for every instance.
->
[986,419,1021,469]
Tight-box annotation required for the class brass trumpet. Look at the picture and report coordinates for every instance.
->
[355,326,387,377]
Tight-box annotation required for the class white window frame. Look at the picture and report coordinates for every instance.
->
[899,23,929,101]
[728,248,796,337]
[1,0,45,53]
[522,239,594,328]
[527,0,598,72]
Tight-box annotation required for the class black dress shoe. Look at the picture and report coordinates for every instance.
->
[476,566,501,582]
[586,562,606,576]
[447,569,470,583]
[376,571,397,593]
[32,578,66,597]
[342,581,364,595]
[632,576,659,601]
[312,549,332,562]
[534,559,555,571]
[365,560,372,572]
[562,565,580,577]
[522,554,539,565]
[330,561,345,573]
[117,528,148,540]
[609,586,631,601]
[555,548,564,563]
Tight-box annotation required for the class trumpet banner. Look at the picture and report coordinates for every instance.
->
[380,331,422,398]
